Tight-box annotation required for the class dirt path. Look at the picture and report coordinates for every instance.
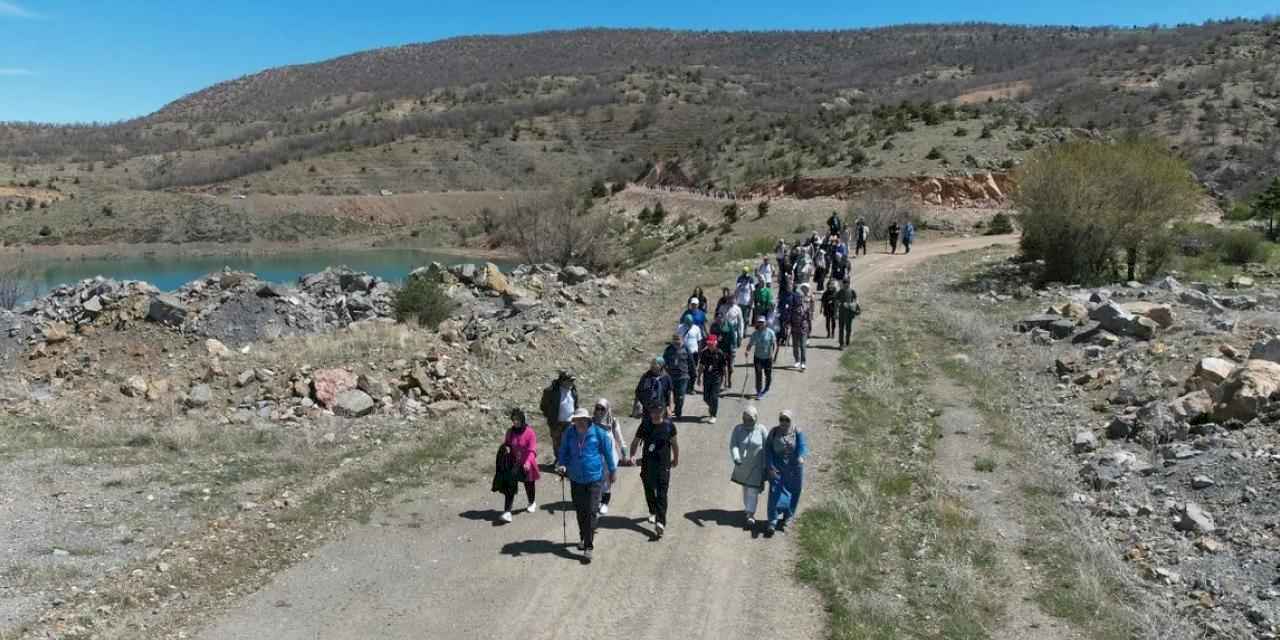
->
[194,236,1016,640]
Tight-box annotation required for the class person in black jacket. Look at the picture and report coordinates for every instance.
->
[634,357,674,418]
[538,370,578,466]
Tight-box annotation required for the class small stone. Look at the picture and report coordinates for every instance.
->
[205,339,232,359]
[1072,430,1098,453]
[1175,502,1215,534]
[186,384,212,408]
[1191,475,1215,489]
[120,375,148,398]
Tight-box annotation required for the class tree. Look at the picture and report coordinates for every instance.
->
[1250,177,1280,240]
[1014,137,1201,284]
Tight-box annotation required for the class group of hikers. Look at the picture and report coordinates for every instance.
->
[490,214,914,563]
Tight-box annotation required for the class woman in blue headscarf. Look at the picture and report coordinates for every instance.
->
[765,409,808,535]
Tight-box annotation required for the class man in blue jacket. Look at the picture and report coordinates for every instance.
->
[557,408,618,562]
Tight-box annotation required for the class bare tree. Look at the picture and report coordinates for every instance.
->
[499,187,618,271]
[845,188,920,241]
[0,266,31,311]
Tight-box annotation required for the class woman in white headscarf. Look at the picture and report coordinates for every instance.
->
[729,405,769,528]
[593,398,629,515]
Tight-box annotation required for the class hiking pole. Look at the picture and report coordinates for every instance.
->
[559,474,568,546]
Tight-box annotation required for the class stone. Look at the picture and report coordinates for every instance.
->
[1175,502,1216,534]
[1121,302,1175,328]
[1188,357,1236,392]
[480,263,510,295]
[1047,302,1088,322]
[1131,316,1158,339]
[311,368,358,409]
[1170,390,1213,424]
[1055,356,1079,377]
[82,296,103,314]
[1214,359,1280,421]
[257,283,288,298]
[426,400,465,417]
[1073,430,1098,453]
[148,294,188,327]
[1179,289,1226,314]
[235,370,256,387]
[1084,345,1105,360]
[1048,320,1076,339]
[1016,314,1060,333]
[1228,275,1255,289]
[357,373,392,399]
[1137,401,1185,443]
[1249,337,1280,364]
[120,376,148,398]
[559,265,591,285]
[1080,462,1125,490]
[205,339,232,359]
[1089,303,1144,338]
[186,384,212,408]
[333,389,376,418]
[1107,414,1136,439]
[145,379,170,402]
[1156,276,1182,291]
[42,322,70,344]
[1191,475,1215,489]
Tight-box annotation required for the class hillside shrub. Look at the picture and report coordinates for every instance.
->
[0,267,31,311]
[986,212,1015,235]
[1015,137,1200,284]
[925,147,944,160]
[393,278,456,329]
[722,202,740,224]
[954,127,969,137]
[757,200,770,218]
[1215,228,1267,265]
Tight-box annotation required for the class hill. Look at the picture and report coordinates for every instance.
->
[1,22,1278,248]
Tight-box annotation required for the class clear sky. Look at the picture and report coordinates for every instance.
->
[0,0,1274,123]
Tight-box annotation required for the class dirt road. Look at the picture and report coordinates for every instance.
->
[195,235,1016,640]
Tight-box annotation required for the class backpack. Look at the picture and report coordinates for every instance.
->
[636,374,664,415]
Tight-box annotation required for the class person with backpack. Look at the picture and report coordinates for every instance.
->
[756,257,774,289]
[628,404,680,540]
[714,287,735,325]
[776,276,794,347]
[690,287,708,313]
[495,408,540,523]
[887,222,901,255]
[538,371,579,466]
[827,211,844,238]
[662,333,691,419]
[789,284,813,370]
[820,283,838,339]
[557,408,618,562]
[765,410,808,535]
[854,219,869,257]
[700,334,729,424]
[592,399,627,515]
[680,297,707,335]
[729,405,768,528]
[680,318,705,392]
[744,317,779,400]
[753,279,775,327]
[713,315,740,389]
[813,246,828,292]
[902,221,916,254]
[734,268,755,338]
[634,357,674,418]
[835,279,860,349]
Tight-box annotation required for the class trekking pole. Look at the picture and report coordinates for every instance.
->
[559,474,568,546]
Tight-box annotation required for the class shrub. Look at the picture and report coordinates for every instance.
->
[1215,228,1267,265]
[979,126,994,139]
[628,236,663,263]
[651,201,667,225]
[1015,137,1201,284]
[37,225,52,237]
[393,278,456,329]
[496,188,618,270]
[986,212,1015,235]
[954,127,970,137]
[638,206,653,225]
[757,200,770,218]
[0,266,31,310]
[925,147,944,161]
[722,202,740,224]
[589,179,608,199]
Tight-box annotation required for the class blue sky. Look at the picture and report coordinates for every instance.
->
[0,0,1274,123]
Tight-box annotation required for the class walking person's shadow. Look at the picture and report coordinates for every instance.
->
[500,539,580,561]
[684,509,768,538]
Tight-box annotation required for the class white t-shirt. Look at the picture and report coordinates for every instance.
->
[681,323,704,355]
[557,387,575,422]
[735,280,754,306]
[724,304,743,332]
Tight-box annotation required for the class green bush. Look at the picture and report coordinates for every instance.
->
[954,127,970,137]
[1215,228,1267,265]
[394,278,456,329]
[757,200,770,218]
[629,236,664,262]
[722,202,740,224]
[986,212,1015,235]
[926,147,944,161]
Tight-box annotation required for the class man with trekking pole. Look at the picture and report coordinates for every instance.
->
[556,408,617,563]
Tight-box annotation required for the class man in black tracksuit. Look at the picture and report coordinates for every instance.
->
[629,404,680,540]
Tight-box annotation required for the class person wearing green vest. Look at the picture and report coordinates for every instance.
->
[834,279,860,349]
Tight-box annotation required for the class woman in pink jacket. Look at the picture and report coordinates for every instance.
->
[500,408,540,523]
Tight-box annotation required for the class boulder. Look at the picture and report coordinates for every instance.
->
[1156,276,1182,291]
[42,322,70,344]
[1072,430,1098,453]
[1249,337,1280,364]
[1170,390,1213,424]
[1228,275,1255,289]
[1106,414,1137,440]
[120,376,148,398]
[311,368,358,409]
[186,384,213,408]
[333,389,376,418]
[1190,357,1236,389]
[559,265,591,285]
[1213,359,1280,421]
[82,296,103,314]
[1179,289,1226,314]
[357,373,392,399]
[1175,502,1216,534]
[1121,302,1175,329]
[235,370,256,387]
[148,295,188,327]
[1016,314,1061,333]
[426,400,465,417]
[205,339,232,359]
[480,263,510,295]
[1047,302,1088,322]
[1048,320,1077,339]
[1089,303,1146,338]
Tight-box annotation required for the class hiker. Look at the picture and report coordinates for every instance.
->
[734,267,755,337]
[496,408,539,523]
[830,250,848,285]
[887,222,901,254]
[593,399,628,515]
[854,219,869,257]
[820,282,838,339]
[714,287,733,324]
[765,410,808,535]
[730,406,768,528]
[538,370,579,466]
[680,297,707,335]
[776,276,794,347]
[775,239,787,265]
[827,211,844,238]
[835,279,860,349]
[700,334,729,424]
[690,287,709,313]
[753,279,775,327]
[713,313,740,388]
[756,256,774,288]
[633,356,674,418]
[902,221,916,254]
[813,245,828,292]
[628,404,680,540]
[556,408,618,562]
[662,333,691,418]
[744,316,778,400]
[680,318,705,391]
[789,284,812,370]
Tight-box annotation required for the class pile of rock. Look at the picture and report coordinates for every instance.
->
[23,277,160,328]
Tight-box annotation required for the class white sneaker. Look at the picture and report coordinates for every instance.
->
[500,511,513,523]
[599,503,609,515]
[526,502,538,514]
[708,416,717,424]
[800,363,807,371]
[647,515,657,524]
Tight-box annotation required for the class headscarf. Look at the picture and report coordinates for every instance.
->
[594,398,614,425]
[742,405,759,426]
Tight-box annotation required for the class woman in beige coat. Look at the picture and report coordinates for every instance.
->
[729,406,769,528]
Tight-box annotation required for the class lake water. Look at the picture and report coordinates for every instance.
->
[14,249,515,301]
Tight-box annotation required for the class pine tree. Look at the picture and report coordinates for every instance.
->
[1251,177,1280,241]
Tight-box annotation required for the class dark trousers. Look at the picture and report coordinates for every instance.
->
[689,353,702,385]
[825,312,836,338]
[549,421,569,462]
[703,378,722,417]
[753,357,773,396]
[889,236,899,254]
[903,238,913,254]
[814,268,827,291]
[855,240,867,256]
[671,376,688,417]
[502,482,536,512]
[570,480,603,549]
[642,466,671,526]
[839,312,855,347]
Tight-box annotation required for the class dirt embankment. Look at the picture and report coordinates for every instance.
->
[743,173,1013,208]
